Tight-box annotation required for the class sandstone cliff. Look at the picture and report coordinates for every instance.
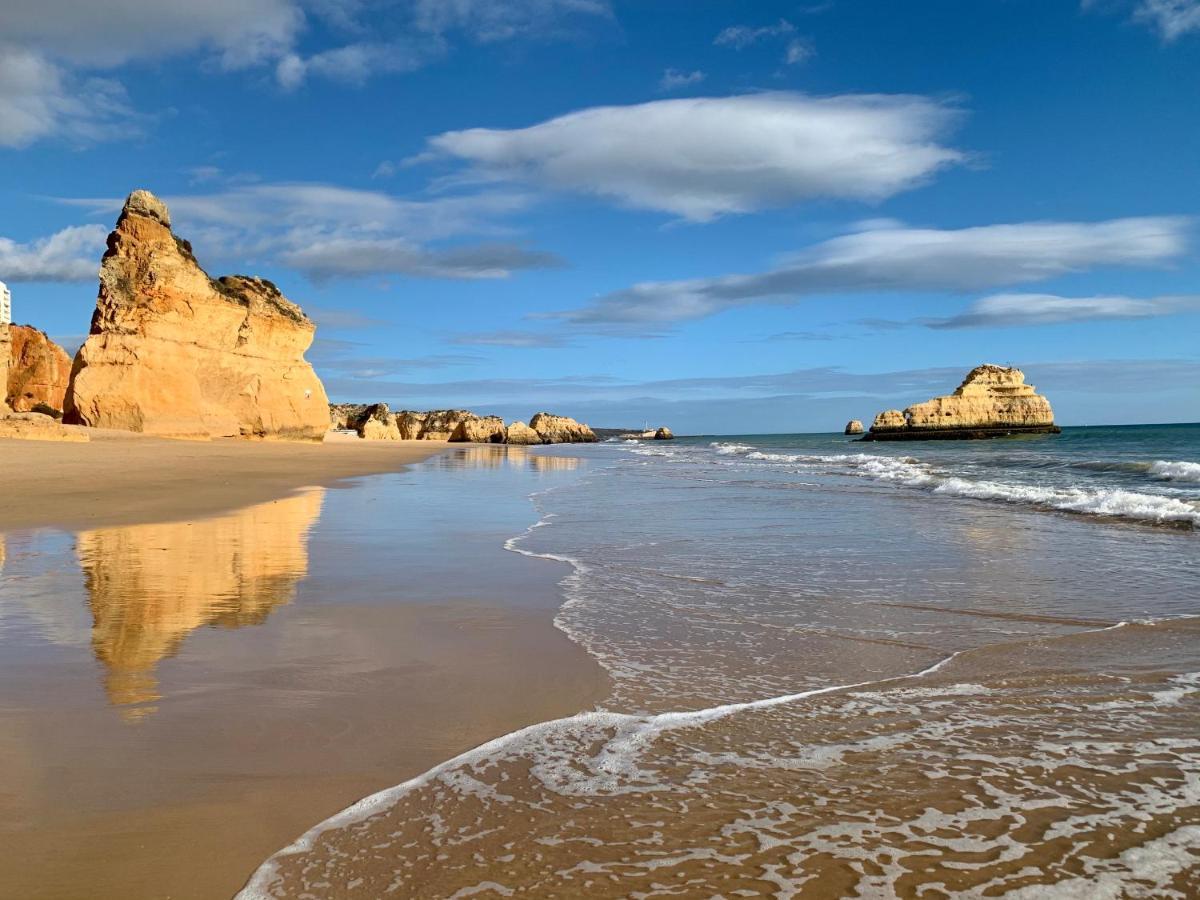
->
[449,414,506,443]
[530,412,597,443]
[864,365,1058,441]
[505,421,541,445]
[64,190,329,440]
[327,402,600,444]
[7,325,70,414]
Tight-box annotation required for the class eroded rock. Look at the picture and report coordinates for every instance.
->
[64,190,329,440]
[864,365,1058,441]
[449,415,506,443]
[844,419,864,435]
[7,325,71,415]
[530,412,597,444]
[505,421,542,445]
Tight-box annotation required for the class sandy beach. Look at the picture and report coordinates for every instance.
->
[0,442,610,899]
[0,430,453,532]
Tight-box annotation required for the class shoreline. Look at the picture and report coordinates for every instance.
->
[0,430,451,532]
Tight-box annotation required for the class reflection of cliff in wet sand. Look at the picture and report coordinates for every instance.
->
[78,488,324,714]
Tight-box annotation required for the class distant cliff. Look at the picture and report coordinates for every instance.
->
[330,404,599,444]
[863,365,1059,441]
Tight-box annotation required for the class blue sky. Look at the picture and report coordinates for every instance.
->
[1,0,1198,432]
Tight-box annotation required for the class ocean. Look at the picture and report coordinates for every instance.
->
[241,424,1200,898]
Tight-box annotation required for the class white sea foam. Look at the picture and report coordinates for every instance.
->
[236,651,963,898]
[710,442,754,455]
[699,443,1200,527]
[1149,459,1200,482]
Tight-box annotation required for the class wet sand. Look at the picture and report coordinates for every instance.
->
[0,429,448,532]
[0,446,609,899]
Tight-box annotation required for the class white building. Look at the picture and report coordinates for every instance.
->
[0,280,10,326]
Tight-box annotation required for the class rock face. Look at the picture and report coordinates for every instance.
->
[7,325,71,414]
[414,409,473,441]
[329,403,368,430]
[327,403,601,444]
[505,421,541,445]
[449,415,506,443]
[863,365,1059,441]
[844,419,864,435]
[396,411,428,440]
[654,426,674,440]
[353,403,401,440]
[64,189,329,440]
[530,412,597,444]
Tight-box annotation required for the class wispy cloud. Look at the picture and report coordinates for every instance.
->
[1084,0,1200,40]
[1134,0,1200,39]
[714,18,812,65]
[0,224,107,282]
[553,216,1191,326]
[449,329,572,348]
[929,292,1200,328]
[416,92,965,221]
[310,337,483,379]
[658,68,705,91]
[714,19,796,49]
[62,182,562,282]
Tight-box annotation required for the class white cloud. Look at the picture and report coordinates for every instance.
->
[714,18,811,65]
[1133,0,1200,39]
[714,19,796,49]
[555,216,1191,325]
[450,329,570,348]
[412,0,611,42]
[274,37,445,89]
[929,292,1200,328]
[658,68,705,91]
[0,47,136,147]
[0,224,108,282]
[281,237,563,280]
[418,93,965,221]
[62,182,560,282]
[785,39,814,65]
[0,0,304,68]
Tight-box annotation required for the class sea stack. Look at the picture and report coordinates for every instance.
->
[844,419,864,435]
[862,364,1059,441]
[64,190,329,440]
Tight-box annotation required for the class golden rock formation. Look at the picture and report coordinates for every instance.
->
[505,421,541,445]
[865,365,1058,441]
[64,190,329,440]
[7,325,71,414]
[844,419,864,435]
[449,415,506,443]
[529,412,597,443]
[78,488,324,716]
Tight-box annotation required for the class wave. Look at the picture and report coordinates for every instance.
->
[1150,460,1200,483]
[710,441,755,455]
[651,443,1200,528]
[236,650,962,899]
